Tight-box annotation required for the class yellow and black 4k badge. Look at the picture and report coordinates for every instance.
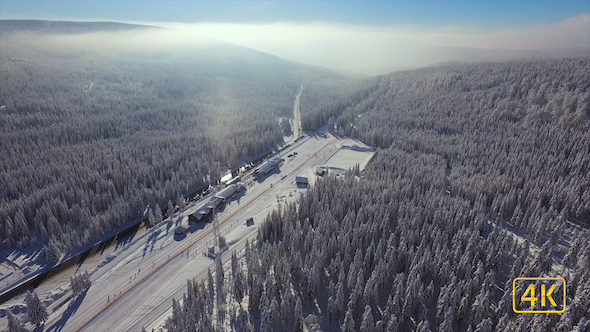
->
[513,278,566,313]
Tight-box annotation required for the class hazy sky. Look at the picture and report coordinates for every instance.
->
[1,1,589,74]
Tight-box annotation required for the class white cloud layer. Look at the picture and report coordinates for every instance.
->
[160,13,590,74]
[5,13,588,75]
[3,28,219,56]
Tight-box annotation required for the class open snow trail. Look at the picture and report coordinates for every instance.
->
[292,84,303,141]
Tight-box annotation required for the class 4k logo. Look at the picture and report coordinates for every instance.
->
[513,278,566,313]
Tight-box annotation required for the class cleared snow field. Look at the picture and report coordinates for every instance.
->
[324,142,376,171]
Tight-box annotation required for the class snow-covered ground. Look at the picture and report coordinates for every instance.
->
[324,142,376,171]
[0,248,45,292]
[0,130,376,331]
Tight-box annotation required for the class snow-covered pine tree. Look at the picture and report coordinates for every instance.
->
[360,304,374,332]
[167,200,174,218]
[6,310,28,332]
[215,256,225,304]
[206,268,214,301]
[70,271,92,295]
[25,290,48,327]
[293,296,304,332]
[231,254,246,304]
[178,194,186,209]
[44,240,61,264]
[342,306,356,332]
[154,203,163,224]
[146,208,155,228]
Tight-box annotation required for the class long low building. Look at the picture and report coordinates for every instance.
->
[214,183,243,201]
[189,184,245,222]
[295,176,308,185]
[255,157,282,175]
[256,162,274,175]
[188,202,214,222]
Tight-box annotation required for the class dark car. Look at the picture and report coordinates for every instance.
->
[246,217,254,226]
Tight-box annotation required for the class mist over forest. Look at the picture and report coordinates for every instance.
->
[0,21,347,257]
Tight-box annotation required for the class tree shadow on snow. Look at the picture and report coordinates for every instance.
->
[114,223,140,251]
[142,230,161,257]
[165,220,174,235]
[232,191,246,205]
[173,232,187,242]
[46,290,87,332]
[188,221,207,234]
[97,235,116,255]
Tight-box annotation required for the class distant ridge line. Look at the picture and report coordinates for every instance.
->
[0,19,164,34]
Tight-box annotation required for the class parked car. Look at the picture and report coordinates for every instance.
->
[246,217,254,226]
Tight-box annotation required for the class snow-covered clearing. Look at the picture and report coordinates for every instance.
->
[324,142,376,172]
